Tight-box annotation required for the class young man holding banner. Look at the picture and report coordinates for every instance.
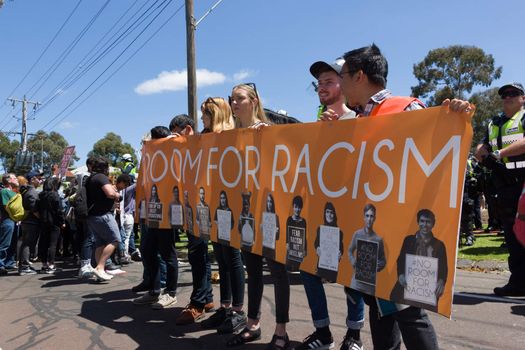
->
[334,44,471,350]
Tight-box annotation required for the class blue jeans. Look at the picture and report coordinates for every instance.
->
[0,218,15,269]
[139,223,166,287]
[188,234,213,308]
[301,271,364,330]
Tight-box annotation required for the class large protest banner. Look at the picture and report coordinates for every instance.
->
[136,106,473,317]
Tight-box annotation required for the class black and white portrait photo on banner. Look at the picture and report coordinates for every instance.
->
[238,192,255,251]
[196,186,211,240]
[215,190,234,245]
[315,202,343,282]
[286,195,307,272]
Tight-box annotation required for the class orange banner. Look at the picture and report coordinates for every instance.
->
[136,106,473,317]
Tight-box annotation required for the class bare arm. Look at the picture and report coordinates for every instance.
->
[102,184,120,200]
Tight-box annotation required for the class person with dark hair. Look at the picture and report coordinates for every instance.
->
[0,173,18,276]
[150,126,171,139]
[286,195,306,271]
[261,193,280,260]
[85,157,121,281]
[335,44,470,350]
[116,174,135,265]
[314,202,343,282]
[18,173,42,275]
[37,177,65,274]
[133,128,178,309]
[176,186,214,324]
[390,209,447,313]
[169,114,195,135]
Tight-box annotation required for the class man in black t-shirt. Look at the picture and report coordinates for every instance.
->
[85,157,121,282]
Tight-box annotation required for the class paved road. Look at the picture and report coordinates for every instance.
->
[1,259,524,350]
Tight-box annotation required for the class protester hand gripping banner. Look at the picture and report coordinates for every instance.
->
[135,106,473,317]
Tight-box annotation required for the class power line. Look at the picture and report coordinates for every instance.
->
[34,0,163,117]
[0,0,83,122]
[24,0,111,100]
[46,0,183,131]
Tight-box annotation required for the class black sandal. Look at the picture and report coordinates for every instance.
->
[266,333,290,350]
[226,327,262,347]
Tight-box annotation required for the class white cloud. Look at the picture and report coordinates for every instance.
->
[59,121,76,129]
[134,69,226,95]
[233,69,253,82]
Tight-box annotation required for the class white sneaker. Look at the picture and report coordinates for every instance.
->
[78,264,94,279]
[151,293,177,309]
[93,268,113,281]
[106,268,126,276]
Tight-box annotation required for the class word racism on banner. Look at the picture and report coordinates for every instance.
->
[135,106,473,317]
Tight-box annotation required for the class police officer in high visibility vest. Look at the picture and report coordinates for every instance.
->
[121,154,136,182]
[475,82,525,297]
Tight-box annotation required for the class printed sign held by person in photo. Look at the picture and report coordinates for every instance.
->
[215,190,234,244]
[315,202,343,282]
[238,192,255,251]
[286,195,307,272]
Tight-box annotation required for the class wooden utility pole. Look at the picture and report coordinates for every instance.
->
[185,0,197,127]
[7,95,40,151]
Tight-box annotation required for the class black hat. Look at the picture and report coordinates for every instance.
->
[309,57,345,79]
[498,82,524,96]
[26,170,44,181]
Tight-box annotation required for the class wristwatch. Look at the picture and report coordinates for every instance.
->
[492,150,502,160]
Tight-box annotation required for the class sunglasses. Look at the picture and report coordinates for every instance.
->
[204,97,220,107]
[229,82,259,105]
[501,90,523,99]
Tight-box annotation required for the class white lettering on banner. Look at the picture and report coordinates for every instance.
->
[207,147,218,186]
[141,153,151,187]
[399,136,461,208]
[219,146,242,188]
[290,144,315,195]
[150,150,168,183]
[352,141,367,199]
[318,142,355,198]
[183,149,202,185]
[170,149,183,182]
[245,146,260,190]
[271,145,291,192]
[364,139,394,202]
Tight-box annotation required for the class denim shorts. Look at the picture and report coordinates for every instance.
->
[87,213,121,247]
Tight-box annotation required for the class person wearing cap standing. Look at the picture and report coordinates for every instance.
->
[475,82,525,297]
[310,58,356,121]
[294,60,361,350]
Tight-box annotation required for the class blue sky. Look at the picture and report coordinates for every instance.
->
[0,0,523,167]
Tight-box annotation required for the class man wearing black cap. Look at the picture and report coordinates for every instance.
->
[310,58,356,121]
[475,82,525,297]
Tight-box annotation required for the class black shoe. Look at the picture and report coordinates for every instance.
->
[294,330,334,350]
[464,236,474,246]
[217,310,247,334]
[494,284,525,297]
[0,268,8,276]
[131,282,150,293]
[340,332,363,350]
[5,265,17,271]
[19,267,37,276]
[201,307,229,329]
[131,250,142,262]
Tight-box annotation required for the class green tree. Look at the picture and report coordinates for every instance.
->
[469,88,502,146]
[89,132,136,168]
[412,45,502,106]
[26,130,78,172]
[0,133,20,172]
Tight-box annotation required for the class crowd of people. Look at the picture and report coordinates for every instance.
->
[2,43,524,350]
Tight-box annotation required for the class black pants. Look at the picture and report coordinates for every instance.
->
[38,224,61,265]
[364,295,438,350]
[496,181,525,288]
[19,223,40,268]
[143,228,178,294]
[244,251,290,323]
[213,242,245,307]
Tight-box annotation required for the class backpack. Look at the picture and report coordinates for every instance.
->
[6,193,25,221]
[73,175,89,220]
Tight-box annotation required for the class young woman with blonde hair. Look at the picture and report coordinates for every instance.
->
[226,83,290,350]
